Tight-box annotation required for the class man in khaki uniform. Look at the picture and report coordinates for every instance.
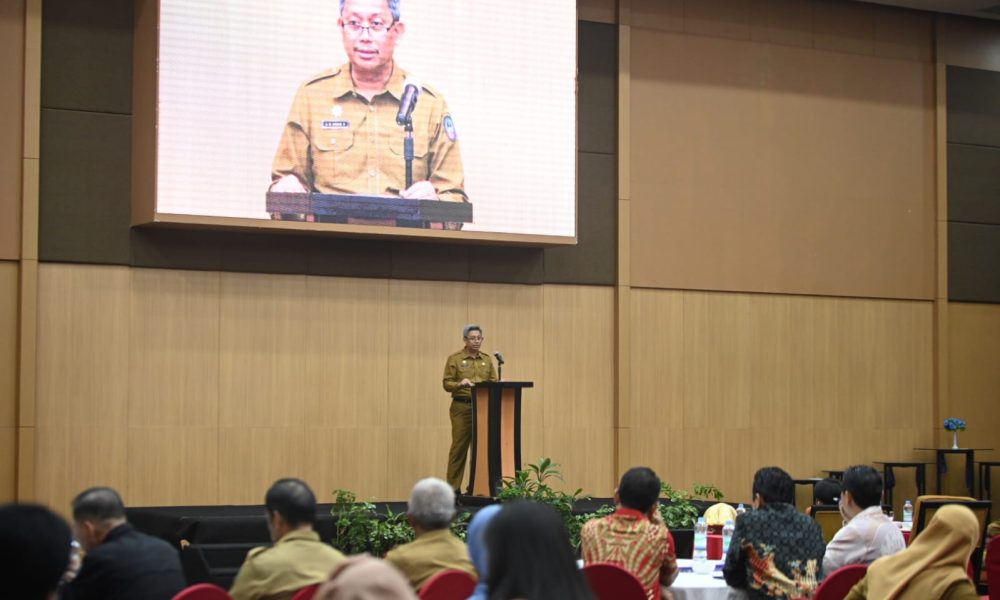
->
[230,479,345,600]
[385,478,476,590]
[271,0,467,223]
[442,324,497,493]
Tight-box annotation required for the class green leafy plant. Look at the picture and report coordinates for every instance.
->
[450,511,471,541]
[497,458,586,520]
[659,482,725,529]
[330,489,415,556]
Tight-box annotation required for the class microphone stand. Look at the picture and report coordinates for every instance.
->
[403,119,414,190]
[497,362,503,382]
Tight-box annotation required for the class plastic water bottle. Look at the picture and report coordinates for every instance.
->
[902,500,913,529]
[721,519,735,556]
[693,516,710,574]
[736,503,746,517]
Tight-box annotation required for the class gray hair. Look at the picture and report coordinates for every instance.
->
[407,478,456,529]
[339,0,401,22]
[463,324,483,338]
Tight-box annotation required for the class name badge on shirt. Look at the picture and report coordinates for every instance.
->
[322,120,350,130]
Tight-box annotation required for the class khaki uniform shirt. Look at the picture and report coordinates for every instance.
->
[442,349,497,401]
[384,528,476,591]
[229,528,345,600]
[271,63,467,203]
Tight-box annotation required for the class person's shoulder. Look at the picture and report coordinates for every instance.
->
[446,349,466,361]
[300,65,349,90]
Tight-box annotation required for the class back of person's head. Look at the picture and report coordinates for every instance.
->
[265,478,317,526]
[752,466,794,505]
[812,478,841,506]
[486,501,595,600]
[407,477,456,530]
[0,503,73,600]
[316,555,417,600]
[71,486,126,523]
[841,465,882,509]
[617,467,661,513]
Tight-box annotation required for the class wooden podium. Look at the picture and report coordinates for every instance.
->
[468,381,533,497]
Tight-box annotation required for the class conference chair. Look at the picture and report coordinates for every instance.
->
[810,505,844,544]
[582,562,647,600]
[171,583,233,600]
[290,583,320,600]
[418,569,477,600]
[986,535,1000,600]
[813,564,867,600]
[911,496,992,544]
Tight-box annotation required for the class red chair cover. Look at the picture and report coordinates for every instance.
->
[418,569,477,600]
[987,536,1000,600]
[171,583,233,600]
[813,564,868,600]
[290,583,320,600]
[583,562,647,600]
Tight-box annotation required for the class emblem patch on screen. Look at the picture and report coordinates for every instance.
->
[443,115,457,141]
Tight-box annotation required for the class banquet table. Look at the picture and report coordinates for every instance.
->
[670,559,748,600]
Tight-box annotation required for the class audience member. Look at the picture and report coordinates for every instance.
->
[486,501,595,600]
[580,466,677,600]
[844,504,980,600]
[805,478,841,517]
[722,467,826,599]
[62,486,185,600]
[315,555,417,600]
[230,478,346,600]
[0,503,73,600]
[384,477,475,590]
[466,504,502,600]
[823,465,905,573]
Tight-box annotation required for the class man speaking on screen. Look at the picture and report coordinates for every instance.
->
[269,0,468,223]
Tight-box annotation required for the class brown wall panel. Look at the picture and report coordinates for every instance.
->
[31,264,616,506]
[937,15,1000,73]
[630,288,934,510]
[947,303,1000,462]
[0,1,25,259]
[0,262,17,501]
[629,26,935,299]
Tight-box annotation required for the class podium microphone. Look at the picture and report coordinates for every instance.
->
[493,352,504,365]
[396,77,421,126]
[494,351,504,382]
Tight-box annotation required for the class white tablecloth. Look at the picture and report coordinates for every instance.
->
[669,559,748,600]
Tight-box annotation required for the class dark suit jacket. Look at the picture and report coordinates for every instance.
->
[63,523,186,600]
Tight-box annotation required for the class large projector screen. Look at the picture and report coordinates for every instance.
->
[137,0,578,243]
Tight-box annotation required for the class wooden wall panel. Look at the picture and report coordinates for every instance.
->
[0,1,24,260]
[0,262,17,501]
[947,303,1000,457]
[630,288,934,510]
[36,264,130,510]
[628,9,935,300]
[542,285,615,496]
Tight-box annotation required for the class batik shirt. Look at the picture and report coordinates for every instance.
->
[722,503,826,599]
[581,508,677,600]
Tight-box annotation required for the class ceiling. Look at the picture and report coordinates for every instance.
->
[855,0,1000,20]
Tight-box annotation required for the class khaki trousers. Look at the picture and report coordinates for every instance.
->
[446,400,473,491]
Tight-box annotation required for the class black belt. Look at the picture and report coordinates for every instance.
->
[452,397,471,404]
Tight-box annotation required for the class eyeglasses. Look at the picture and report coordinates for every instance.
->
[342,19,396,38]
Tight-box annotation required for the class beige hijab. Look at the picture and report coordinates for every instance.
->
[864,504,979,600]
[315,555,417,600]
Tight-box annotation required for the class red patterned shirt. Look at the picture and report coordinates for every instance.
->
[581,508,677,600]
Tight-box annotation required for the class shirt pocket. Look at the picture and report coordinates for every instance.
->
[387,130,431,182]
[311,128,363,186]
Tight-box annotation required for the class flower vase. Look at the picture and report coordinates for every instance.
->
[951,431,959,449]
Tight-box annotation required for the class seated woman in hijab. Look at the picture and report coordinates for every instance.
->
[466,504,501,600]
[844,504,981,600]
[315,555,417,600]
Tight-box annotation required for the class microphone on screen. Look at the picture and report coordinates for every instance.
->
[396,77,421,126]
[493,352,505,365]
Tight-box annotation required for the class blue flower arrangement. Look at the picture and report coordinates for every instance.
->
[943,417,967,432]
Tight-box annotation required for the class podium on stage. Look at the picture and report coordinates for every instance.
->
[468,381,533,497]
